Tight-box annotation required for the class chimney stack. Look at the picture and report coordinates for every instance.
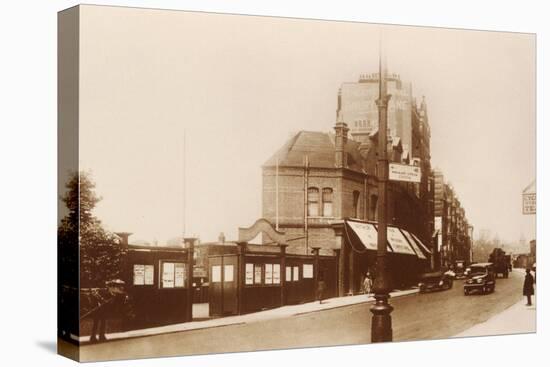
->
[115,232,132,248]
[334,112,349,169]
[218,232,226,244]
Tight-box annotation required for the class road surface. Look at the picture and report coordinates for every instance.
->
[74,270,526,362]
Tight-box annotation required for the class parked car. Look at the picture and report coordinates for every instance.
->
[418,271,453,293]
[454,260,467,279]
[464,263,496,295]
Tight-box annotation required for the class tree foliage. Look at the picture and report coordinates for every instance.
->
[58,171,123,289]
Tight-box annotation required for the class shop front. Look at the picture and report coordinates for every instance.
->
[332,219,431,294]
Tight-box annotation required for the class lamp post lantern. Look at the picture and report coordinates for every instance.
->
[370,39,394,343]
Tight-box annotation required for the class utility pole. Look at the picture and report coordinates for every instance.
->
[370,36,394,343]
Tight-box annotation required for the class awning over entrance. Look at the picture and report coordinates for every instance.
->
[345,220,431,260]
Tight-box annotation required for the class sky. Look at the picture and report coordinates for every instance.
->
[65,5,536,245]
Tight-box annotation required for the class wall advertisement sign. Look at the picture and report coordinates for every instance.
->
[211,265,221,283]
[144,265,154,285]
[174,263,185,287]
[303,264,313,278]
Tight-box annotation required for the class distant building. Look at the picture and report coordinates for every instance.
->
[433,169,472,266]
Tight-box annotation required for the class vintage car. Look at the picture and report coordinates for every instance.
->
[454,260,467,279]
[418,271,453,293]
[463,263,496,295]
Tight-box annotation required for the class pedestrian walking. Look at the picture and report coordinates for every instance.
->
[363,271,373,295]
[523,268,535,306]
[317,272,326,304]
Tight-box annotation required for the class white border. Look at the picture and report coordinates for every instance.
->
[0,1,546,366]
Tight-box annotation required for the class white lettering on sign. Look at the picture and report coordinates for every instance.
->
[389,163,421,183]
[523,193,536,215]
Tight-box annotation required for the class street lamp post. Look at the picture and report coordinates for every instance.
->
[370,41,394,343]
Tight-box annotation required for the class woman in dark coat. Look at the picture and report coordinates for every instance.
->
[523,268,535,306]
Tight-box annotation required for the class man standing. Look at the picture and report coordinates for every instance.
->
[89,279,127,343]
[523,268,535,306]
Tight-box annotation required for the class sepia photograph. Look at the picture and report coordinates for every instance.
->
[57,4,536,363]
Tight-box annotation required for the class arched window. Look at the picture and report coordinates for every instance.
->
[353,191,361,218]
[322,188,333,217]
[369,194,378,221]
[307,187,319,217]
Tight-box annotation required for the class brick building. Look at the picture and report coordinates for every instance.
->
[341,72,434,251]
[262,122,434,260]
[433,169,472,267]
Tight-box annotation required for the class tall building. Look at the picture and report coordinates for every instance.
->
[340,73,433,243]
[340,73,414,151]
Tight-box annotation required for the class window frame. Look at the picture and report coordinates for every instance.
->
[307,187,320,217]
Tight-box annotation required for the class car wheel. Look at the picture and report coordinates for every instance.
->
[464,289,469,296]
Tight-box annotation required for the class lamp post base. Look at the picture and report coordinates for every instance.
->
[370,294,394,342]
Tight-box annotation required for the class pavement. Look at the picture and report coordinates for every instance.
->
[453,269,536,338]
[74,271,530,362]
[78,288,419,343]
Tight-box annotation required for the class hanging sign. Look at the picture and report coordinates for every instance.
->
[389,163,421,183]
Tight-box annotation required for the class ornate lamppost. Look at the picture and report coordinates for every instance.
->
[370,39,394,342]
